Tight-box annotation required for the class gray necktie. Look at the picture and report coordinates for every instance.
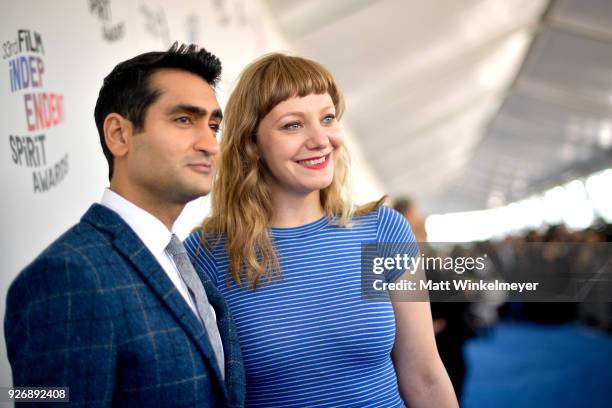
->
[165,234,225,379]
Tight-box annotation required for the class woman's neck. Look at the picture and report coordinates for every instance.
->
[269,190,325,228]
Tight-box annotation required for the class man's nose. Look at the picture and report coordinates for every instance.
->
[195,127,221,156]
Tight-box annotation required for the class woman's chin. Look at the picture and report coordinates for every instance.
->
[306,179,334,193]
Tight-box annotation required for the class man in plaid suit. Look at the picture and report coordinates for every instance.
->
[4,43,245,407]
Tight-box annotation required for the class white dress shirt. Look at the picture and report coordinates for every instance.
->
[100,188,215,321]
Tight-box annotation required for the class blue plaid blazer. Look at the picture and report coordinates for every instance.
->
[4,204,245,407]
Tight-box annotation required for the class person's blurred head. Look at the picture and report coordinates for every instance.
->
[543,225,569,242]
[524,229,542,242]
[392,196,427,241]
[392,197,414,218]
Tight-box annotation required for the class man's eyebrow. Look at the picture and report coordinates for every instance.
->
[211,108,223,121]
[167,104,223,121]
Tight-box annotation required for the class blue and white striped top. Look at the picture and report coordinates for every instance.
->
[185,206,416,407]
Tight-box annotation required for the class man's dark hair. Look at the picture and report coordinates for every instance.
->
[94,42,222,180]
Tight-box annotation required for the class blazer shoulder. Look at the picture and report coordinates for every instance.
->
[5,222,116,342]
[40,203,130,258]
[49,219,112,255]
[11,218,113,298]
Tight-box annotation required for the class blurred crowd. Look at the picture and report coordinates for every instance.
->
[449,220,612,329]
[391,197,612,399]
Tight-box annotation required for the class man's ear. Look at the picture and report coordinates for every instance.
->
[104,113,133,158]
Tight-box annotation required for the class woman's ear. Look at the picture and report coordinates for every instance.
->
[104,113,133,158]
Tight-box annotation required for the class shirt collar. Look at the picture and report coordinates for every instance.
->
[100,188,174,256]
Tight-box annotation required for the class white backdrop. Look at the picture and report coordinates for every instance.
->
[0,0,384,389]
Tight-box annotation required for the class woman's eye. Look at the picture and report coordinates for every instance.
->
[283,121,302,130]
[322,114,336,124]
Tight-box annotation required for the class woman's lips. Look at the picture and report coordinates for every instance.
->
[297,153,331,170]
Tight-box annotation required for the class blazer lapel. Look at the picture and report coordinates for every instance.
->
[82,204,229,401]
[197,270,243,392]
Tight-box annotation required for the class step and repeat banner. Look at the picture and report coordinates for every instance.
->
[0,0,384,389]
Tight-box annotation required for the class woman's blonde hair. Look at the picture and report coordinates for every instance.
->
[199,53,384,289]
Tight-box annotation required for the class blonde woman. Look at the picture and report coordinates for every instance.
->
[184,54,458,407]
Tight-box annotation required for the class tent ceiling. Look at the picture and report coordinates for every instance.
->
[264,0,612,214]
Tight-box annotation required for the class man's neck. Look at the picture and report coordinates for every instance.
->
[109,184,183,231]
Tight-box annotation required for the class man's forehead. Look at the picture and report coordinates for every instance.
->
[150,69,215,95]
[149,70,219,109]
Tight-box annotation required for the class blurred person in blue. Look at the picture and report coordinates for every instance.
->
[4,43,245,407]
[185,53,457,407]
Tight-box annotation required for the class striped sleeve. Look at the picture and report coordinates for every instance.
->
[184,231,219,286]
[376,206,420,283]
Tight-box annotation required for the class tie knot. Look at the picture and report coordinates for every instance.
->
[165,234,186,257]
